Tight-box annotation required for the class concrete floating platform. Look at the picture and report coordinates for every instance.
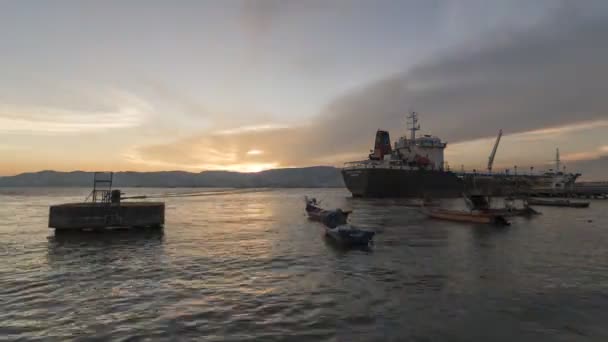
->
[49,202,165,230]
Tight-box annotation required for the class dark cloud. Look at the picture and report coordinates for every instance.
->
[315,5,608,148]
[240,0,342,38]
[240,0,286,38]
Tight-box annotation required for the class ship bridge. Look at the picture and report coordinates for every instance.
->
[394,135,447,171]
[415,135,446,148]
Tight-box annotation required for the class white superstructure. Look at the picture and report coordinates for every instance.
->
[343,112,448,171]
[392,112,447,170]
[393,134,446,170]
[529,148,580,193]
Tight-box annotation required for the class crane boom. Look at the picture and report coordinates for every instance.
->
[487,129,503,173]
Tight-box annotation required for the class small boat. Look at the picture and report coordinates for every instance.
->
[425,208,510,226]
[325,224,375,246]
[305,197,351,227]
[485,206,540,217]
[305,197,375,246]
[526,198,589,208]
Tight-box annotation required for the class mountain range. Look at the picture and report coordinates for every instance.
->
[0,167,345,188]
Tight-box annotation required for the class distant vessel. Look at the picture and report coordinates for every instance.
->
[526,198,589,208]
[525,148,580,196]
[341,112,464,198]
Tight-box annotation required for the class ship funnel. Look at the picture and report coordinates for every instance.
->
[369,130,392,160]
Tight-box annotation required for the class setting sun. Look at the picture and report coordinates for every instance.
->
[224,163,278,173]
[246,149,264,156]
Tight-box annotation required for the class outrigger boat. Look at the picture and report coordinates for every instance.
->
[464,193,540,217]
[493,197,540,216]
[425,209,510,225]
[305,197,375,246]
[485,206,540,217]
[526,198,589,208]
[422,193,511,225]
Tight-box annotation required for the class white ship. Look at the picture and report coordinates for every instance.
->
[527,148,581,195]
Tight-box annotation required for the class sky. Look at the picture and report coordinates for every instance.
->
[1,0,607,179]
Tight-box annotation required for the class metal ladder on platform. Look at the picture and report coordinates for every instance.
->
[85,172,114,203]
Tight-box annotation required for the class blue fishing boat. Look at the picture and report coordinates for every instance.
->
[305,197,374,246]
[325,224,375,246]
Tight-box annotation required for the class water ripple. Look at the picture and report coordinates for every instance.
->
[1,188,608,340]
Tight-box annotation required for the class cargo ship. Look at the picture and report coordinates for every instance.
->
[342,112,465,198]
[341,113,581,198]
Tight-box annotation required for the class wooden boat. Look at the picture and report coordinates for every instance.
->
[325,224,375,246]
[305,197,351,228]
[425,208,510,225]
[526,198,589,208]
[484,206,540,217]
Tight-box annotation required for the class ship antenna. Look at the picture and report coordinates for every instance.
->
[407,111,420,141]
[556,148,560,172]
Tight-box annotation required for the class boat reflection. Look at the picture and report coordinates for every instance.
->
[49,227,164,245]
[46,228,165,267]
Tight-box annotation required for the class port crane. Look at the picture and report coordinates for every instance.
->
[487,129,503,173]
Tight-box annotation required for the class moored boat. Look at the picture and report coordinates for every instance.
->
[305,197,351,227]
[425,208,510,225]
[305,197,375,246]
[464,193,540,217]
[526,198,589,208]
[325,225,375,246]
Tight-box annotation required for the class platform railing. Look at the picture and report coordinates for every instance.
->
[84,172,114,203]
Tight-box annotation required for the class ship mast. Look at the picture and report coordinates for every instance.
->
[407,111,420,141]
[555,148,560,172]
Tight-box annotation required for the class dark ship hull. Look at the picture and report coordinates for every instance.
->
[341,113,540,198]
[341,167,464,198]
[341,167,533,198]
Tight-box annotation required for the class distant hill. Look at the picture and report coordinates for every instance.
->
[0,167,345,188]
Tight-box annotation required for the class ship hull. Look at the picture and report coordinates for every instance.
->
[341,167,464,198]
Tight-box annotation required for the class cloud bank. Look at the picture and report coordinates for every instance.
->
[133,4,608,172]
[0,90,150,134]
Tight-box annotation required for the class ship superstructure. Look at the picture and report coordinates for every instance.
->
[355,112,448,171]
